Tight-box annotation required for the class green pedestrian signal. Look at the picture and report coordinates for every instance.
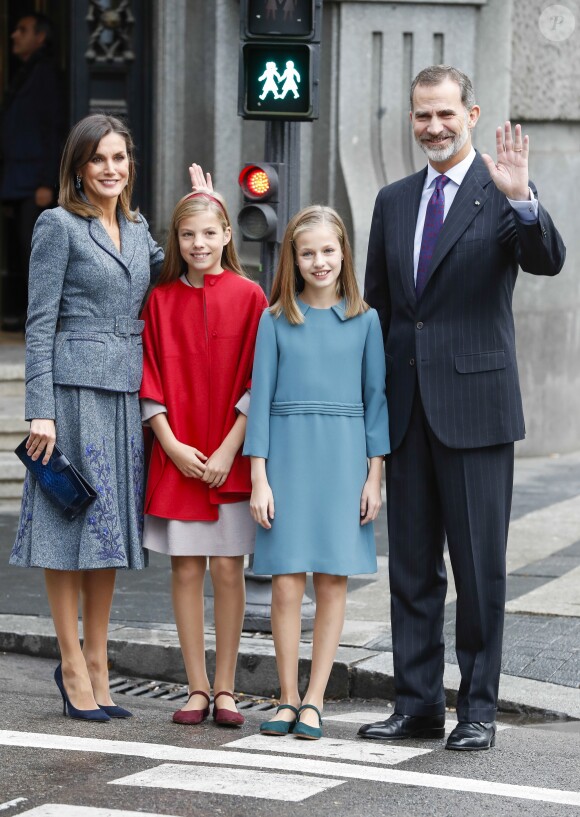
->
[238,0,321,121]
[242,44,316,119]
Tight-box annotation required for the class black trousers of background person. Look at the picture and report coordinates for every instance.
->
[385,388,514,723]
[1,197,43,329]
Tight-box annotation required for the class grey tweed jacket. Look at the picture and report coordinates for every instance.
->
[25,206,164,420]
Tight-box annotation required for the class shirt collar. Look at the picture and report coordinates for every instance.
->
[297,297,348,321]
[425,146,476,190]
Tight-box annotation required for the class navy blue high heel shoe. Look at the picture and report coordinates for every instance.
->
[98,704,133,718]
[54,664,110,722]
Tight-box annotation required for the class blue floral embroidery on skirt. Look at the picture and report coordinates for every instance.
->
[11,472,33,560]
[86,440,125,562]
[131,434,144,537]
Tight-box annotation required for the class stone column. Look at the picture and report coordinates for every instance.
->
[209,1,244,229]
[333,0,484,278]
[152,0,189,238]
[509,0,579,454]
[152,0,243,240]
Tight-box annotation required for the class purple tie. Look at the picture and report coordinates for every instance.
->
[416,174,449,299]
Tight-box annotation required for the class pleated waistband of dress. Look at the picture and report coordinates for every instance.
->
[270,401,364,416]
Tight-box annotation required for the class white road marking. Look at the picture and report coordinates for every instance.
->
[2,731,579,807]
[15,808,180,817]
[506,564,580,617]
[507,494,580,575]
[110,763,343,802]
[0,800,27,812]
[323,712,511,736]
[225,734,431,764]
[324,710,393,723]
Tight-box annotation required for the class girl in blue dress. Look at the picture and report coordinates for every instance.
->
[244,205,390,739]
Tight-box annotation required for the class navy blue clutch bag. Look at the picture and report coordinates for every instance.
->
[15,437,98,520]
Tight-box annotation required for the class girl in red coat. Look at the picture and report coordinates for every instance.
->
[140,176,268,726]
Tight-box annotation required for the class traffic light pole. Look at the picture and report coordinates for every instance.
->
[259,119,301,293]
[244,119,316,633]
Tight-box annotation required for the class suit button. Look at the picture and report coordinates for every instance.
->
[209,278,216,286]
[416,321,423,330]
[212,330,217,337]
[409,358,415,366]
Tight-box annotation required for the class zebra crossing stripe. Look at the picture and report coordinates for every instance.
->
[10,808,178,817]
[323,710,394,724]
[2,730,580,807]
[322,712,511,736]
[225,734,431,764]
[110,764,344,802]
[0,800,27,813]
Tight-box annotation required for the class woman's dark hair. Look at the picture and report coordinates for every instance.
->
[58,113,138,222]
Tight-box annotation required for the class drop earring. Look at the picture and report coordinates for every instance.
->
[75,175,82,190]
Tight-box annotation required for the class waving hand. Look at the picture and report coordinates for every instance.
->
[481,121,530,201]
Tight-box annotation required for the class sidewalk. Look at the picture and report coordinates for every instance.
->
[1,449,579,719]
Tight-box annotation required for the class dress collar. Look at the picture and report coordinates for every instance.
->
[179,269,232,289]
[297,297,348,321]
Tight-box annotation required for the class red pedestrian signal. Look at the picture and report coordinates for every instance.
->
[240,166,274,199]
[238,163,287,242]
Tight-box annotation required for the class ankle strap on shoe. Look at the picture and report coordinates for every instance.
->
[187,690,210,705]
[277,704,299,716]
[298,704,322,725]
[213,690,236,703]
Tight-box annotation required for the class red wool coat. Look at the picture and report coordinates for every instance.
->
[140,271,268,520]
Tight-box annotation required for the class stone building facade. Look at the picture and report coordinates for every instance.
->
[153,0,577,456]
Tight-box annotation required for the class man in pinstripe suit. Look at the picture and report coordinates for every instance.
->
[359,66,565,750]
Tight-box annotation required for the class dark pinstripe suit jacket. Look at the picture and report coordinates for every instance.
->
[365,152,566,451]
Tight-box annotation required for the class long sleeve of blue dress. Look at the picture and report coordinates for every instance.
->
[244,309,278,459]
[362,310,390,457]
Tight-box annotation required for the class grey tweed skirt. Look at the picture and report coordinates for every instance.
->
[10,385,147,571]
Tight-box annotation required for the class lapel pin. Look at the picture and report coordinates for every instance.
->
[474,200,481,206]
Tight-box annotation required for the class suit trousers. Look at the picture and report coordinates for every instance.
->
[386,388,514,722]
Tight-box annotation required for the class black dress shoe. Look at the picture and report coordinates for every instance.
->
[358,713,445,740]
[446,721,496,751]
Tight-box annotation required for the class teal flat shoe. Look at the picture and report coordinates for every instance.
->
[293,704,323,740]
[260,704,299,736]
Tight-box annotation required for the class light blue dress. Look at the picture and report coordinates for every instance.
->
[244,299,390,576]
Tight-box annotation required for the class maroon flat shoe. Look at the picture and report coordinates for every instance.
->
[172,690,210,725]
[213,690,245,727]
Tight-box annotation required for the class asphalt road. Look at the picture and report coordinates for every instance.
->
[1,653,579,817]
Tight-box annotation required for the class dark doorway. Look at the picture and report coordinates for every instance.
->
[69,0,153,215]
[0,0,153,328]
[0,0,69,330]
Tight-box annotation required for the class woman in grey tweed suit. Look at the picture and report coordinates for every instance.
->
[10,114,163,720]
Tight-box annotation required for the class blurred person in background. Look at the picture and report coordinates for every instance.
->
[0,12,64,331]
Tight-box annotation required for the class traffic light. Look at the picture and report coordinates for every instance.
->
[238,0,322,121]
[238,163,287,242]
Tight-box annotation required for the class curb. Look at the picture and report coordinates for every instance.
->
[2,614,579,720]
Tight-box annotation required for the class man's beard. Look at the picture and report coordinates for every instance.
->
[416,115,470,162]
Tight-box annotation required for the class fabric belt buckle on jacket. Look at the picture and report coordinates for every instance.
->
[114,315,143,337]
